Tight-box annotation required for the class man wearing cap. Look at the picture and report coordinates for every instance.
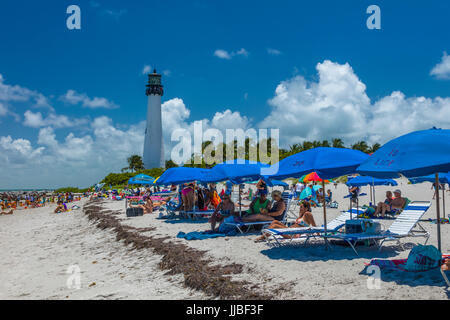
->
[375,189,406,218]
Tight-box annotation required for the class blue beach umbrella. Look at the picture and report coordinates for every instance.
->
[269,147,369,242]
[357,128,450,252]
[156,167,215,185]
[346,175,398,204]
[346,176,398,187]
[299,187,312,200]
[269,147,369,180]
[210,159,272,185]
[128,174,155,185]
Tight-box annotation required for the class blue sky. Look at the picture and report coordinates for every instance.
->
[1,0,449,188]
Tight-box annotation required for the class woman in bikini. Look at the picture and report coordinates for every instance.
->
[255,201,316,241]
[209,194,235,231]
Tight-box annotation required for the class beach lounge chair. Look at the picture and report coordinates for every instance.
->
[326,201,432,255]
[262,211,352,247]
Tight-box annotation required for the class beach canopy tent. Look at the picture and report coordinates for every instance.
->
[128,174,155,185]
[268,147,370,245]
[445,173,450,185]
[357,127,450,252]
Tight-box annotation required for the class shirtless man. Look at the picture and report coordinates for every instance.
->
[375,189,406,218]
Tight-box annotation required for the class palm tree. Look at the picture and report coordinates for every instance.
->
[351,141,369,153]
[332,138,345,148]
[369,143,381,154]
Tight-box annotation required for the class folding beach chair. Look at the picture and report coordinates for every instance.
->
[262,211,352,247]
[326,201,432,255]
[282,192,298,220]
[182,208,215,220]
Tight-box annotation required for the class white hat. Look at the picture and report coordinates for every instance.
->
[394,189,402,195]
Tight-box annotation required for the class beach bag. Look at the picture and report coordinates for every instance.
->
[405,245,442,272]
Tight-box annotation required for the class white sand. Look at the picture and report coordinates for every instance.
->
[1,179,449,300]
[0,199,204,300]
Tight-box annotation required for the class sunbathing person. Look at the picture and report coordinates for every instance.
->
[241,190,284,223]
[255,201,316,242]
[375,189,406,218]
[181,183,195,212]
[209,194,235,231]
[139,197,154,214]
[54,202,66,213]
[442,258,450,271]
[0,209,14,215]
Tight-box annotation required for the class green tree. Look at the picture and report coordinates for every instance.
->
[125,155,144,172]
[351,141,369,153]
[332,138,345,148]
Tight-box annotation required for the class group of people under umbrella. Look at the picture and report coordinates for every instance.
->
[132,128,449,270]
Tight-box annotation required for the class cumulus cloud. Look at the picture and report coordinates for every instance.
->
[267,48,282,56]
[430,52,450,79]
[260,60,450,146]
[60,89,119,109]
[214,48,249,60]
[23,110,88,129]
[0,74,53,115]
[142,65,152,75]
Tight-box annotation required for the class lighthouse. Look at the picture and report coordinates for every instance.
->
[143,69,164,169]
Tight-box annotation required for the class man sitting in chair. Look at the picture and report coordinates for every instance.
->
[374,189,406,218]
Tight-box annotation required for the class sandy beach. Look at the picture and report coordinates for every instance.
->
[1,179,449,300]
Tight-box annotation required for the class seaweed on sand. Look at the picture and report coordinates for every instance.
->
[83,200,278,299]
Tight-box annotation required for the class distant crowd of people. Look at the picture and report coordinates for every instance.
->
[0,191,83,215]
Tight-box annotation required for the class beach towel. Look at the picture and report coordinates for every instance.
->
[366,253,450,272]
[176,231,227,240]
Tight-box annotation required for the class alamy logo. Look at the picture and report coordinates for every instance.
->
[366,5,381,30]
[66,5,81,30]
[366,265,381,289]
[66,264,81,290]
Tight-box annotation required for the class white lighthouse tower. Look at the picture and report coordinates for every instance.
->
[143,69,164,169]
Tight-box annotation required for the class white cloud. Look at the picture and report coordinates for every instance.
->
[214,49,232,60]
[0,74,53,113]
[23,110,88,129]
[60,90,119,109]
[142,65,152,75]
[260,60,450,146]
[430,52,450,79]
[267,48,282,56]
[214,48,249,60]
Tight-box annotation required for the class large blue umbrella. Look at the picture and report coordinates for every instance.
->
[346,176,398,187]
[357,128,450,252]
[210,159,272,185]
[269,147,369,180]
[156,167,216,185]
[128,174,155,185]
[347,175,398,204]
[269,147,369,243]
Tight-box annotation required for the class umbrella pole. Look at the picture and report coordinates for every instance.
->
[239,185,242,217]
[442,184,446,221]
[435,173,442,253]
[322,180,329,248]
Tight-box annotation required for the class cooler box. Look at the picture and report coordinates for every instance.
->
[126,207,144,217]
[345,219,381,234]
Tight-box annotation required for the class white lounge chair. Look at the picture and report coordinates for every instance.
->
[262,211,352,247]
[326,201,432,255]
